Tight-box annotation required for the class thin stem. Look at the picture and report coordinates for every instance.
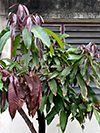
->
[18,108,37,133]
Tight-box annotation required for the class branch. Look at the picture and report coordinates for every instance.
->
[18,108,37,133]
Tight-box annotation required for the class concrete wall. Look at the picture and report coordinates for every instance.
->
[4,0,100,22]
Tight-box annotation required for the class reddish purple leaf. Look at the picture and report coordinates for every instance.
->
[8,76,18,119]
[9,3,18,9]
[2,92,6,109]
[23,72,42,117]
[14,76,25,110]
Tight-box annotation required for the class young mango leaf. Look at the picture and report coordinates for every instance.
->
[43,27,64,49]
[12,34,20,57]
[22,28,32,50]
[21,53,30,69]
[76,73,87,99]
[31,25,50,48]
[48,79,57,96]
[8,76,18,119]
[0,30,11,53]
[13,76,25,110]
[93,108,100,125]
[23,73,42,117]
[60,110,68,132]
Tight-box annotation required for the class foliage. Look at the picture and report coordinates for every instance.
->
[0,4,100,133]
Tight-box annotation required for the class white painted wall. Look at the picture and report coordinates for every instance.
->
[0,106,100,133]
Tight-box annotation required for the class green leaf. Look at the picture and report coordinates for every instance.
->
[87,85,99,105]
[31,25,50,47]
[9,62,20,71]
[0,30,11,53]
[54,57,60,65]
[32,52,39,67]
[62,82,67,96]
[21,53,30,69]
[0,26,10,38]
[71,103,77,117]
[51,65,63,71]
[0,74,3,91]
[90,75,100,89]
[48,92,53,104]
[61,66,72,77]
[91,64,97,78]
[94,108,100,125]
[2,58,22,70]
[46,106,58,125]
[20,41,28,55]
[66,48,78,53]
[68,54,82,60]
[80,64,86,76]
[69,66,78,83]
[40,93,47,113]
[50,44,54,55]
[76,73,87,98]
[12,34,20,57]
[59,34,69,39]
[48,79,57,95]
[87,104,92,112]
[79,104,86,114]
[49,71,59,80]
[0,60,6,67]
[60,110,68,132]
[43,27,64,49]
[67,86,76,95]
[22,28,32,50]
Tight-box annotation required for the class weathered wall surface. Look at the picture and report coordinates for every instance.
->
[3,0,100,22]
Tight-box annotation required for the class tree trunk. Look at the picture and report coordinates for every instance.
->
[37,109,45,133]
[18,108,37,133]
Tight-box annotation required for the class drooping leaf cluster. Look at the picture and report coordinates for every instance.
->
[0,4,100,133]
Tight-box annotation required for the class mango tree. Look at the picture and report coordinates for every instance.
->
[0,4,100,133]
